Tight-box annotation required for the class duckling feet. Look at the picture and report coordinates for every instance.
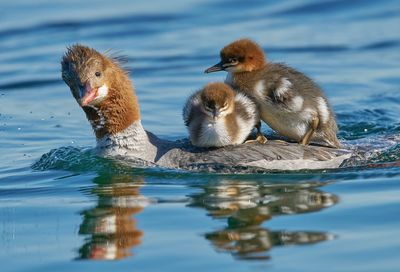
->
[300,117,319,145]
[244,133,268,144]
[244,139,257,144]
[249,120,268,144]
[256,132,268,144]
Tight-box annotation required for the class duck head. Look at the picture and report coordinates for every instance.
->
[61,44,140,138]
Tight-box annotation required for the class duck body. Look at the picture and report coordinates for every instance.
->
[155,139,351,173]
[226,63,340,148]
[61,44,351,173]
[183,83,258,147]
[91,119,350,173]
[96,121,351,173]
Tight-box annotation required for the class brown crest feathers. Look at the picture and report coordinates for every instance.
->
[221,38,267,71]
[201,82,235,107]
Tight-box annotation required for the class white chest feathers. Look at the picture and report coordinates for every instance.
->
[197,119,232,147]
[96,121,157,162]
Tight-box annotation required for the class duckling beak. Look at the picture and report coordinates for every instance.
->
[212,109,220,120]
[205,61,224,73]
[79,82,97,107]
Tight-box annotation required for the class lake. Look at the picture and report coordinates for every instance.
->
[0,0,399,271]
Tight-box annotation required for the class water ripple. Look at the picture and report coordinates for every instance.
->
[273,0,379,16]
[0,78,60,91]
[0,13,184,40]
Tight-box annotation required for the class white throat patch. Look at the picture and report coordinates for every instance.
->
[91,84,109,105]
[98,84,108,98]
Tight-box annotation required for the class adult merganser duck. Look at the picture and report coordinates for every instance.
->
[205,39,341,148]
[183,82,259,147]
[60,44,351,173]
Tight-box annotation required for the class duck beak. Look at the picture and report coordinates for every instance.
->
[79,82,97,107]
[205,61,224,73]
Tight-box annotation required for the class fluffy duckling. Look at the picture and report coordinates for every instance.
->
[183,82,258,147]
[205,39,341,148]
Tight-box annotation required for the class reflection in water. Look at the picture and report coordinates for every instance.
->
[78,175,150,260]
[189,180,338,260]
[76,173,338,261]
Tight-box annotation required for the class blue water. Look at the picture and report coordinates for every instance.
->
[1,0,400,271]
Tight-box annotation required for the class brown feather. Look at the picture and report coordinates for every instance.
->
[61,44,140,139]
[221,38,267,72]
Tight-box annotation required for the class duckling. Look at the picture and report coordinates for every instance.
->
[60,44,351,172]
[183,82,258,147]
[205,39,341,148]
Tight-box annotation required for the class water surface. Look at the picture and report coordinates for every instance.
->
[1,0,400,271]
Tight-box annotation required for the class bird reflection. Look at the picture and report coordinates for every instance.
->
[78,174,150,260]
[76,172,339,261]
[189,180,338,260]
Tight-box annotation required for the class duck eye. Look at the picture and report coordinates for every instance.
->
[95,71,101,77]
[229,58,238,63]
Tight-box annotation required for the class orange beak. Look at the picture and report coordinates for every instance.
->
[79,82,98,107]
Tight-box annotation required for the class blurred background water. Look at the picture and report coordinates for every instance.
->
[0,0,399,271]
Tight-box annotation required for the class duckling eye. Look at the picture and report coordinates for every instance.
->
[204,103,213,111]
[220,103,229,111]
[95,71,101,77]
[228,58,238,63]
